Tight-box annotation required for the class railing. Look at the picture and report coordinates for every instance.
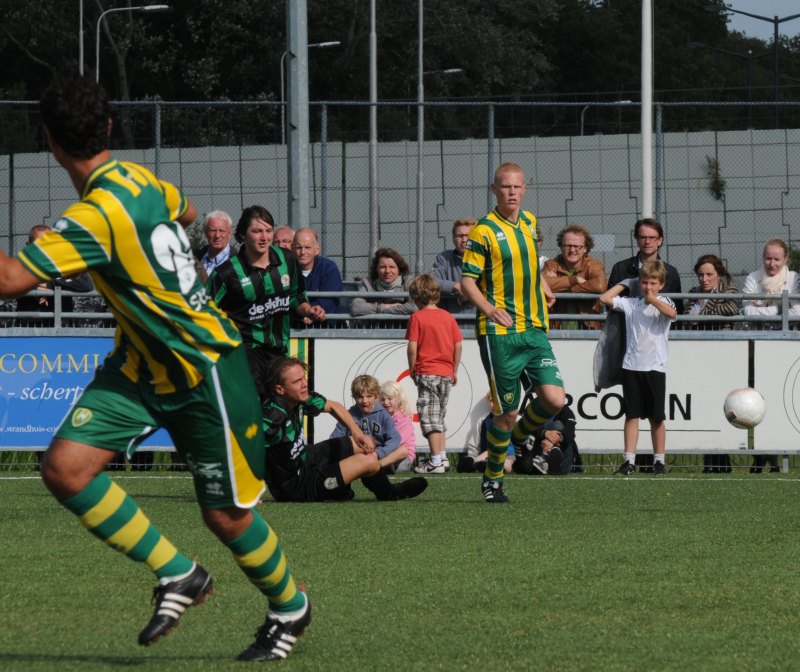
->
[4,288,800,337]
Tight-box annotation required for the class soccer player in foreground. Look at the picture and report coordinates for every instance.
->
[460,162,566,503]
[0,77,308,661]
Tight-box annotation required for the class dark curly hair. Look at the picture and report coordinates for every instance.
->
[39,77,110,159]
[369,247,410,284]
[693,254,732,285]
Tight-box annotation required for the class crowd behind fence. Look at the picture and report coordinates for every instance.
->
[3,288,800,337]
[4,100,800,290]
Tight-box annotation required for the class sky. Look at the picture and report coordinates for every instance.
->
[725,1,800,41]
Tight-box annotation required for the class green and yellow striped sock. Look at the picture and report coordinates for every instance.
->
[484,421,512,482]
[226,511,306,613]
[61,472,194,580]
[511,398,550,447]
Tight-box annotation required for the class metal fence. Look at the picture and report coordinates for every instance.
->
[3,99,800,287]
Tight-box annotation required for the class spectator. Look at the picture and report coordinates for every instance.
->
[432,218,476,314]
[198,210,233,277]
[542,223,607,329]
[380,380,416,472]
[742,238,800,331]
[330,374,408,471]
[686,254,740,331]
[207,205,324,399]
[16,224,94,327]
[599,260,677,476]
[292,227,343,321]
[405,274,463,475]
[350,247,416,322]
[273,226,295,251]
[608,217,683,314]
[742,239,799,474]
[460,161,565,504]
[514,405,581,476]
[261,358,427,502]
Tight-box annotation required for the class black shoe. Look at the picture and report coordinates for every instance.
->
[237,596,312,661]
[456,456,476,473]
[138,563,213,646]
[770,466,781,473]
[394,477,428,499]
[473,460,487,474]
[616,460,635,476]
[545,447,563,475]
[481,479,510,504]
[653,461,667,475]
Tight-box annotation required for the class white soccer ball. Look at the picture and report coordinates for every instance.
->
[723,388,766,429]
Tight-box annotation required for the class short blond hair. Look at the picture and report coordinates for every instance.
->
[640,260,666,283]
[351,374,380,399]
[452,218,476,235]
[493,162,525,184]
[380,380,412,416]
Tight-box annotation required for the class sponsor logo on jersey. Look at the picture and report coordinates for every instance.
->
[281,274,290,288]
[248,295,290,318]
[324,477,338,490]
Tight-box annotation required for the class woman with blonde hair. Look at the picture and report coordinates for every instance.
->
[742,238,800,330]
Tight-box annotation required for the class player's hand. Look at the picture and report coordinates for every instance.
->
[307,305,326,322]
[355,433,376,454]
[488,307,514,327]
[544,430,561,444]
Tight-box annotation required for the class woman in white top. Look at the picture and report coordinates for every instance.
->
[742,238,800,329]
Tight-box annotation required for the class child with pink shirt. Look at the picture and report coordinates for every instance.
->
[380,381,416,470]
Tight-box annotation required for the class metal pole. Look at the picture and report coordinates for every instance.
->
[654,103,663,222]
[154,102,161,175]
[280,50,287,146]
[95,5,170,83]
[320,103,328,251]
[369,0,379,256]
[286,0,310,229]
[640,0,654,218]
[774,18,780,127]
[747,50,753,128]
[415,0,424,274]
[79,0,84,75]
[487,104,494,213]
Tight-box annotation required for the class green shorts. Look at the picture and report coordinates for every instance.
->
[478,329,563,414]
[55,346,265,509]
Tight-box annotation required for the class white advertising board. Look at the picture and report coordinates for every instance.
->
[312,339,749,452]
[754,340,800,449]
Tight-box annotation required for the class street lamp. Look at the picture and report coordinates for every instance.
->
[704,4,800,126]
[95,4,170,82]
[280,41,340,145]
[688,41,771,127]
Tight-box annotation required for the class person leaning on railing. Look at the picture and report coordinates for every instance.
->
[349,247,417,323]
[742,238,800,331]
[685,254,740,332]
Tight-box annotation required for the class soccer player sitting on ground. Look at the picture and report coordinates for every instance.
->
[330,374,408,471]
[1,76,309,662]
[599,260,677,476]
[513,404,580,476]
[262,358,427,502]
[406,274,464,475]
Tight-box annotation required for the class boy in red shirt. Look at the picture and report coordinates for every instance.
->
[407,274,464,474]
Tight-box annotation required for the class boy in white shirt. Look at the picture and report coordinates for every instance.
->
[599,260,677,475]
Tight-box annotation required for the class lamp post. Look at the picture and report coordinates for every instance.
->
[280,40,340,145]
[79,1,85,75]
[579,100,633,136]
[688,41,771,127]
[95,4,170,82]
[704,4,800,126]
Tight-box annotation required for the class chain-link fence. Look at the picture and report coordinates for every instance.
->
[3,100,800,287]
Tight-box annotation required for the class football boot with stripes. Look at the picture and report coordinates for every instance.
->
[237,596,312,662]
[138,563,213,646]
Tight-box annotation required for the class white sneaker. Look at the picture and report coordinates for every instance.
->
[441,457,450,472]
[414,459,445,474]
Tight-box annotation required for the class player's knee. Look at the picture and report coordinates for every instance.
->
[202,506,252,542]
[362,452,381,475]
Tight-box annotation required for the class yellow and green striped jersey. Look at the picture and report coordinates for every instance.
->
[461,208,549,336]
[17,159,242,394]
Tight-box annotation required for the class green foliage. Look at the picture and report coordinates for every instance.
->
[705,155,726,200]
[4,471,800,671]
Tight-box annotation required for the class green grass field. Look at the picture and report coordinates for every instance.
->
[3,470,800,672]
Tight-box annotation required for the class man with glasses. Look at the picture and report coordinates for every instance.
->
[608,217,683,314]
[432,218,476,314]
[542,223,607,329]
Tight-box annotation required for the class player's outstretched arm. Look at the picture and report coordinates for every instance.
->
[598,283,626,308]
[0,251,44,299]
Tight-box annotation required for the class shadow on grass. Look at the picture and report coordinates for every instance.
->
[0,652,229,666]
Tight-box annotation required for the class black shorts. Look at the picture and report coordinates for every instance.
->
[621,369,666,422]
[275,437,355,502]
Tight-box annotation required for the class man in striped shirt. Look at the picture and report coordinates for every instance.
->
[460,162,566,503]
[0,76,310,661]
